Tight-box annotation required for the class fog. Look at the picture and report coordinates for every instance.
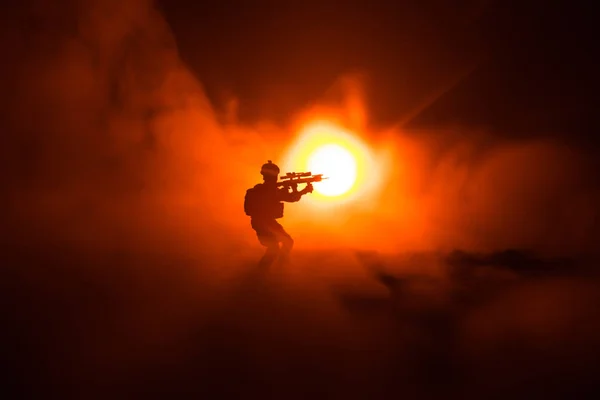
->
[2,0,599,398]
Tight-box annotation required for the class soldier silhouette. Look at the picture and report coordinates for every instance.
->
[244,160,313,267]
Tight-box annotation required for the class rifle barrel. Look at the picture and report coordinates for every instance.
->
[277,174,327,186]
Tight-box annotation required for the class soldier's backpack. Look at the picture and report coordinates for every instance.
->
[244,184,284,218]
[244,185,261,217]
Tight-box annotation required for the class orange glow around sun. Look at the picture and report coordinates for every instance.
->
[283,120,378,205]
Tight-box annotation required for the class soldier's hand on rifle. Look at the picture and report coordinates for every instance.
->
[304,183,314,194]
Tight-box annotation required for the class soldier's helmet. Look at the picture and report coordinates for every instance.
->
[260,160,280,177]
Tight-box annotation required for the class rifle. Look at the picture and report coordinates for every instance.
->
[277,172,327,192]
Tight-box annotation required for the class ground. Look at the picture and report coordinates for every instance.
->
[3,244,600,399]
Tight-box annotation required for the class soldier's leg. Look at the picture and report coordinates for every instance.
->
[273,222,294,263]
[258,240,279,267]
[255,229,280,267]
[280,231,294,254]
[251,219,279,267]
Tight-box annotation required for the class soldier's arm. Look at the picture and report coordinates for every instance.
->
[277,184,313,202]
[277,187,302,203]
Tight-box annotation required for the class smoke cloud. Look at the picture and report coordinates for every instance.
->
[2,0,598,258]
[2,0,599,397]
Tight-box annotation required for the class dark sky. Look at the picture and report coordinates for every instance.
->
[158,0,598,147]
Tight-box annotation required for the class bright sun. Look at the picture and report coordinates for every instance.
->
[283,120,376,203]
[307,144,357,196]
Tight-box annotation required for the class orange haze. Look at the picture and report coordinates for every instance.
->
[3,1,600,398]
[3,0,598,263]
